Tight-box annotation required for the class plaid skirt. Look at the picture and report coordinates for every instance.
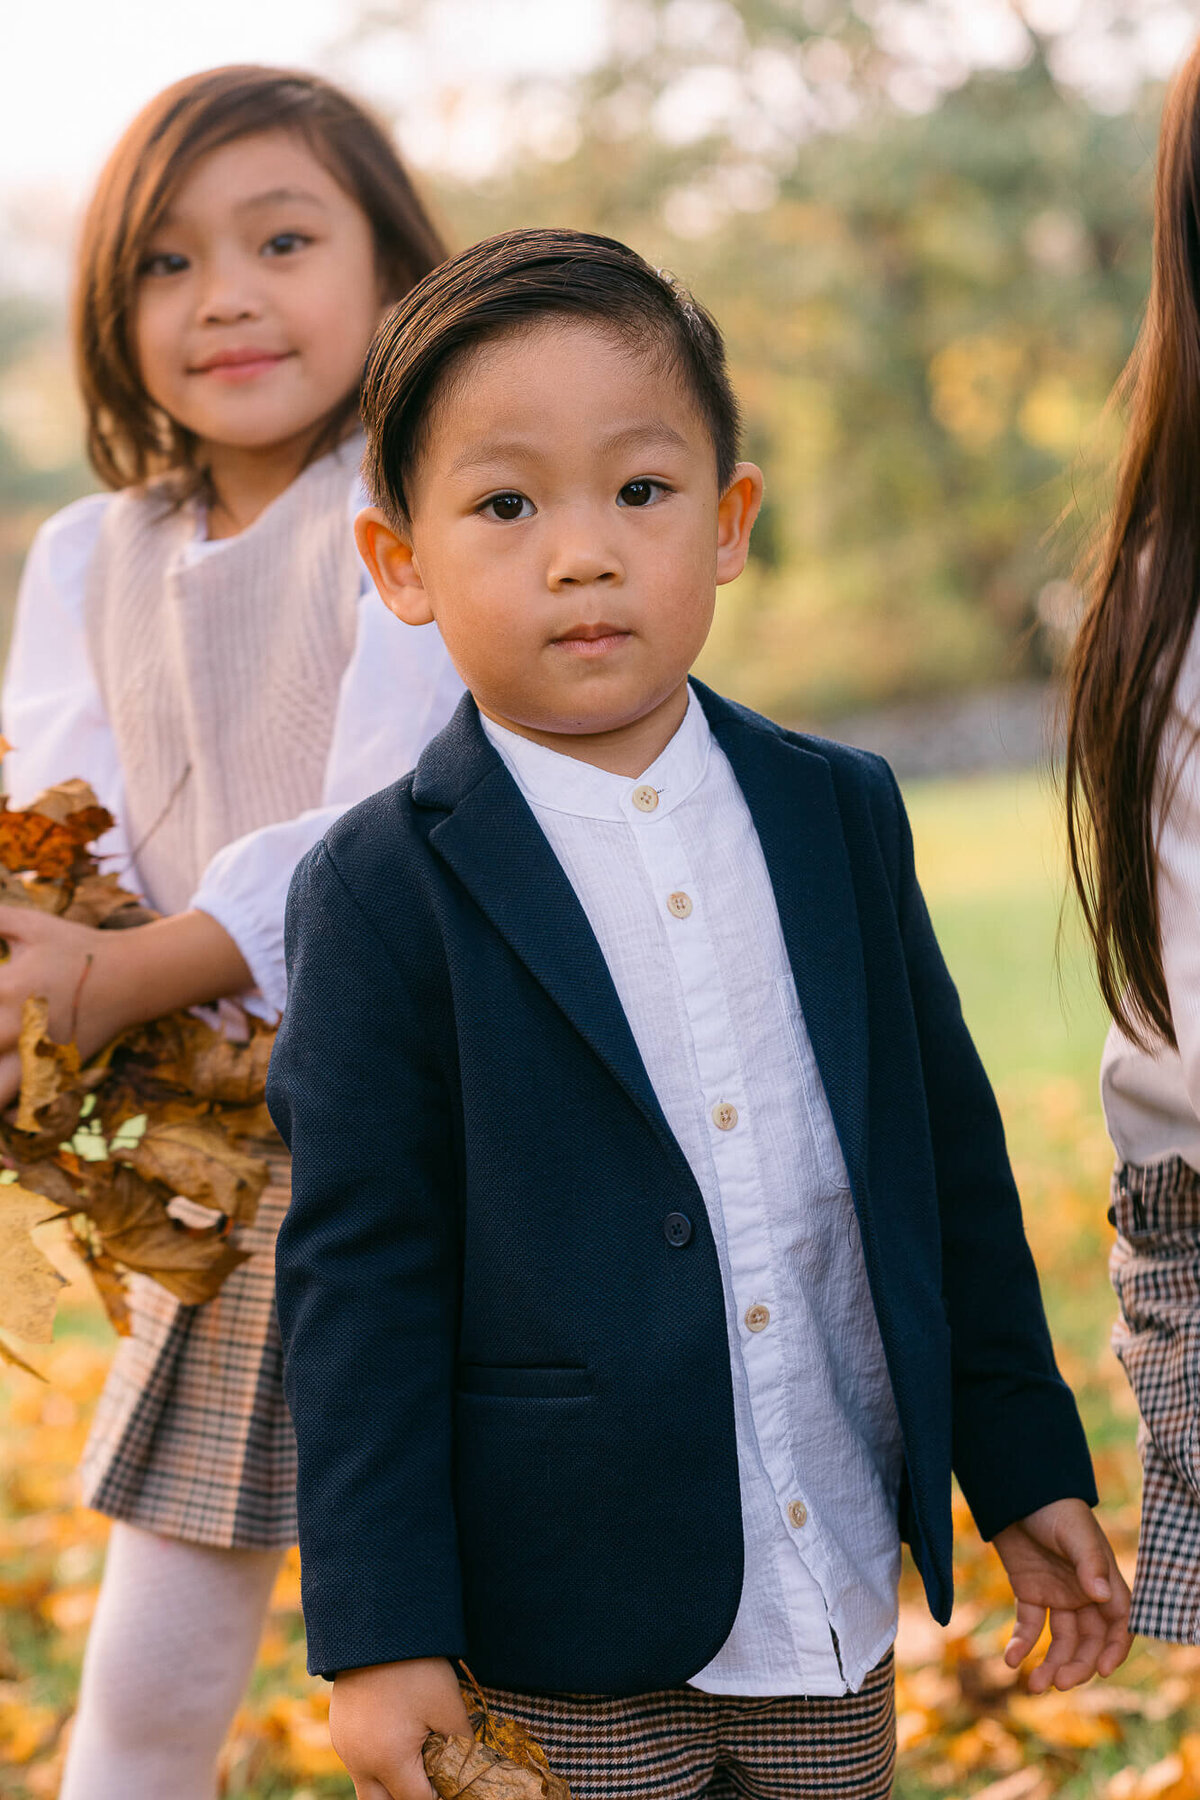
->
[78,1142,297,1550]
[1110,1156,1200,1643]
[478,1652,896,1800]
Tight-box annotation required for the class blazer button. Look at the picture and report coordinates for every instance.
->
[664,1212,693,1247]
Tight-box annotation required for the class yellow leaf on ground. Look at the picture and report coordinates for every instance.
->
[0,1186,67,1343]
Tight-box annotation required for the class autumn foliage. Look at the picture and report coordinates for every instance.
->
[0,780,276,1371]
[424,1673,572,1798]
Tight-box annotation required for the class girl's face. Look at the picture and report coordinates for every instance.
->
[134,129,382,459]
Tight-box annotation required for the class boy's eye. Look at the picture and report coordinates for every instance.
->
[262,232,312,258]
[618,479,663,508]
[482,493,533,522]
[139,251,189,278]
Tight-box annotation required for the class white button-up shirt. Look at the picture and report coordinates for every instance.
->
[481,685,904,1697]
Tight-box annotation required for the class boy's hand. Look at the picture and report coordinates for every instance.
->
[329,1655,473,1800]
[992,1498,1132,1692]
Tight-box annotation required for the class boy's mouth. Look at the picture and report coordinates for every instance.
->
[551,624,632,658]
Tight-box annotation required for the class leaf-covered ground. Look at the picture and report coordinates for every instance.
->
[3,769,1200,1798]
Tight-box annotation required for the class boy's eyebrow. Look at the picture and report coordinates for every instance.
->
[448,422,691,477]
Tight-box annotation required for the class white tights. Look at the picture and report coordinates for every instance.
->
[58,1522,284,1800]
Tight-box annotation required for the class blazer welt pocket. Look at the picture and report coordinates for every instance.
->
[455,1363,595,1399]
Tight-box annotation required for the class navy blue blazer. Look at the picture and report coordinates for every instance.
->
[268,681,1096,1691]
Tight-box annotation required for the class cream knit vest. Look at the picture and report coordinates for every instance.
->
[85,440,362,916]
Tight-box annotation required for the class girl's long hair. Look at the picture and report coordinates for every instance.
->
[73,65,447,491]
[1066,42,1200,1049]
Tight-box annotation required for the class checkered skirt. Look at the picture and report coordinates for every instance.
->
[478,1653,895,1800]
[78,1141,297,1550]
[1110,1156,1200,1643]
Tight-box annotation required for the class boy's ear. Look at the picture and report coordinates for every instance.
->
[353,507,434,627]
[715,463,765,588]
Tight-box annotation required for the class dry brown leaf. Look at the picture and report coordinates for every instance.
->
[68,1222,131,1336]
[0,782,112,881]
[146,1012,277,1106]
[0,784,278,1349]
[0,1332,46,1379]
[125,1122,267,1225]
[64,871,158,930]
[0,1185,68,1342]
[423,1733,572,1799]
[14,997,82,1136]
[26,778,112,829]
[220,1101,277,1141]
[0,870,69,915]
[81,1165,248,1306]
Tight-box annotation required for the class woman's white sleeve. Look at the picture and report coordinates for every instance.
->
[1,495,131,870]
[190,587,464,1014]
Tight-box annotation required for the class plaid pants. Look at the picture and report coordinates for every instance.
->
[480,1651,895,1799]
[1110,1157,1200,1644]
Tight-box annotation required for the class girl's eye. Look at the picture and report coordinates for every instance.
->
[482,493,533,522]
[618,479,664,508]
[139,251,189,278]
[262,232,312,258]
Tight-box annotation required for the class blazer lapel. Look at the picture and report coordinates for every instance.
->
[413,701,694,1184]
[698,686,870,1197]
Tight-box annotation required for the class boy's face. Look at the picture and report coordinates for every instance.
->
[357,319,762,764]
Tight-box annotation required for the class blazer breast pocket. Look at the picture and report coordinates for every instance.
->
[773,976,851,1198]
[455,1364,596,1400]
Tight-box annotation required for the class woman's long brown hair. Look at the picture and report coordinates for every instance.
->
[73,65,447,491]
[1066,42,1200,1049]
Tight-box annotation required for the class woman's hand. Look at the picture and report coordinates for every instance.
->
[0,904,254,1107]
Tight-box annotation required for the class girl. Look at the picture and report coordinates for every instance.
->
[1068,38,1200,1647]
[0,66,463,1797]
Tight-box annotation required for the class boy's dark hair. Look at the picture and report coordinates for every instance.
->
[360,228,741,523]
[75,64,447,491]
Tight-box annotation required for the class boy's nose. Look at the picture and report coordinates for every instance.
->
[547,545,622,588]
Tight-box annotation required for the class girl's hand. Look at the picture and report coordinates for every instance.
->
[993,1497,1132,1692]
[0,903,254,1107]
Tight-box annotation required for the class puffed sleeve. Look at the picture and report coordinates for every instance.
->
[2,493,131,870]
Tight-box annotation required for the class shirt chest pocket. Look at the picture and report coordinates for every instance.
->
[773,975,852,1199]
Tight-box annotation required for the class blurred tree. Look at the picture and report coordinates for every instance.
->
[339,0,1168,715]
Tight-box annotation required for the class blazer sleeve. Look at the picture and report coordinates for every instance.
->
[878,762,1098,1541]
[268,834,465,1678]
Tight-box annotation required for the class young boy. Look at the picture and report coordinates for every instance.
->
[267,229,1131,1800]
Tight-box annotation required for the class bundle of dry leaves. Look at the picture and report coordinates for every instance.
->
[424,1671,573,1798]
[0,778,277,1373]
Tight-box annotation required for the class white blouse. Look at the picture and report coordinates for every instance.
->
[2,488,464,1017]
[1101,621,1200,1171]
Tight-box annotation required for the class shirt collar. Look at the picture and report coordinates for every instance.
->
[480,683,712,823]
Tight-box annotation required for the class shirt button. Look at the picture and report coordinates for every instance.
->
[788,1500,808,1530]
[744,1303,770,1332]
[711,1101,738,1132]
[632,784,659,813]
[666,891,693,920]
[664,1212,693,1247]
